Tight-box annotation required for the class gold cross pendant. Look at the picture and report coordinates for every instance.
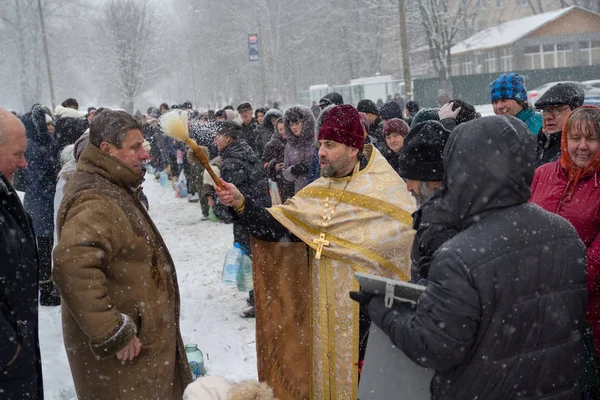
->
[313,233,330,260]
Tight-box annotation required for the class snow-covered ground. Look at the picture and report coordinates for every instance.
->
[40,176,257,399]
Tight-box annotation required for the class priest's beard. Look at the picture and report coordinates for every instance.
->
[415,182,437,207]
[320,152,354,178]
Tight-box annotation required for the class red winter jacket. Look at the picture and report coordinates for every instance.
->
[530,161,600,354]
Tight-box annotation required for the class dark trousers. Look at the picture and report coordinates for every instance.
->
[37,237,58,305]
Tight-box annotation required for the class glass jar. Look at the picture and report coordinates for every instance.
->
[185,344,206,379]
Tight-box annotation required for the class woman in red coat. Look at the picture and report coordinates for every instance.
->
[530,106,600,362]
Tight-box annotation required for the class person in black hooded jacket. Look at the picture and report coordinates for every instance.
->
[213,121,270,318]
[213,121,271,255]
[354,115,588,399]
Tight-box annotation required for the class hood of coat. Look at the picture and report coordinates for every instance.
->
[77,143,144,191]
[263,108,283,131]
[283,105,316,146]
[220,139,260,164]
[423,115,535,228]
[22,104,53,145]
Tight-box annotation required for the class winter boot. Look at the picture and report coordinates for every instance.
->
[240,306,255,319]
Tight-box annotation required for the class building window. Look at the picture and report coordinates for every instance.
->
[452,61,461,76]
[580,40,600,66]
[462,55,473,75]
[556,43,573,68]
[500,48,513,71]
[524,43,573,69]
[524,45,542,70]
[485,51,497,73]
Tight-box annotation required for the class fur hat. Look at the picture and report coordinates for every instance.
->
[535,83,585,110]
[411,108,440,127]
[357,99,379,116]
[406,100,420,116]
[318,92,344,108]
[398,121,450,181]
[55,105,84,119]
[380,101,403,121]
[318,104,364,151]
[490,73,528,103]
[183,377,277,400]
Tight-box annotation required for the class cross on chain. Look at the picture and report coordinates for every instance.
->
[312,232,330,260]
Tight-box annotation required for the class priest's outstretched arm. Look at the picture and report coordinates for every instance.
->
[214,179,300,243]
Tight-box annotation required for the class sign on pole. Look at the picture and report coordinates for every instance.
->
[248,33,260,62]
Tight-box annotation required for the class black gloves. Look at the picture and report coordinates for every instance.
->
[349,291,375,316]
[290,163,309,177]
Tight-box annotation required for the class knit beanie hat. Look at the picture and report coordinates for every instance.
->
[380,101,403,121]
[398,121,450,181]
[534,83,585,110]
[357,99,379,116]
[411,108,439,127]
[490,73,528,103]
[383,118,409,137]
[318,104,364,151]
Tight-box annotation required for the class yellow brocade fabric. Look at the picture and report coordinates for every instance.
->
[267,145,416,399]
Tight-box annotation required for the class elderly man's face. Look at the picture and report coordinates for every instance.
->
[405,179,440,207]
[541,105,571,135]
[0,117,28,184]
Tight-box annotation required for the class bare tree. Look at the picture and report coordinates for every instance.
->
[414,0,484,94]
[93,0,162,113]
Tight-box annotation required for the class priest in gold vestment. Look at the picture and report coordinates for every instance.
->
[215,105,416,399]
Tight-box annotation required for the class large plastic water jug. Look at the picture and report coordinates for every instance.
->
[236,252,253,292]
[159,171,169,187]
[221,243,243,286]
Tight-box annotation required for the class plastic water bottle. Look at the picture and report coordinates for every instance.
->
[159,171,169,187]
[221,243,242,286]
[185,344,206,379]
[208,206,217,222]
[236,252,253,292]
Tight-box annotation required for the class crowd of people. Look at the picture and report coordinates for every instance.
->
[0,70,599,399]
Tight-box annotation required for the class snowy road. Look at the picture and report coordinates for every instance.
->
[40,176,257,399]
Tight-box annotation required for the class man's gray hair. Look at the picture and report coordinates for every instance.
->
[89,110,141,149]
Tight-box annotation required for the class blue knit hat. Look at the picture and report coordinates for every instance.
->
[490,73,528,103]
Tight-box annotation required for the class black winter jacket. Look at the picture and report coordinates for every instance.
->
[239,119,259,155]
[216,140,270,254]
[535,128,562,167]
[0,174,43,399]
[368,116,587,399]
[21,104,60,237]
[262,133,295,203]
